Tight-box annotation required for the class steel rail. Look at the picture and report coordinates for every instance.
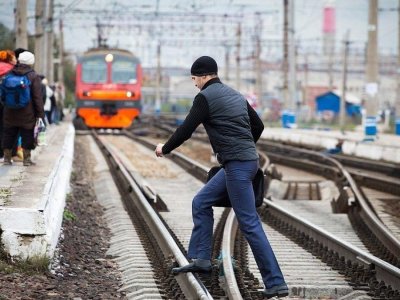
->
[258,140,400,261]
[332,154,400,176]
[150,120,398,257]
[221,209,243,300]
[265,199,400,290]
[126,127,400,295]
[93,131,213,300]
[130,122,400,294]
[326,155,400,257]
[123,130,265,298]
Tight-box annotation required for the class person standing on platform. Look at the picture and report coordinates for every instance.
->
[42,77,53,124]
[2,51,45,166]
[38,74,47,106]
[49,84,58,124]
[154,56,288,299]
[0,50,16,75]
[10,48,29,161]
[56,83,65,121]
[0,50,17,162]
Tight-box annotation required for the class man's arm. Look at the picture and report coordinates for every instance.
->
[157,94,209,156]
[247,102,264,143]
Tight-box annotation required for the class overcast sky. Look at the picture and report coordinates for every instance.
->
[0,0,397,67]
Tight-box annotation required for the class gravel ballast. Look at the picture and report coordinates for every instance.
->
[0,136,126,300]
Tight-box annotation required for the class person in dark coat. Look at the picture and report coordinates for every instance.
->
[155,56,288,299]
[38,74,46,106]
[2,51,45,166]
[10,48,29,160]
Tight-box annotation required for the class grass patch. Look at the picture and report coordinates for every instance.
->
[70,171,77,182]
[0,236,49,275]
[66,193,73,202]
[0,187,12,202]
[10,173,24,183]
[0,255,50,275]
[15,255,50,274]
[0,229,50,274]
[63,209,77,221]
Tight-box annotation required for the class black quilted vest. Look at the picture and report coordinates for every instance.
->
[200,82,258,164]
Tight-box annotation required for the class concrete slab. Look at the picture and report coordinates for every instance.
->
[263,128,400,163]
[0,122,74,259]
[355,143,383,160]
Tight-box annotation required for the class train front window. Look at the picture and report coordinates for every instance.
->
[112,58,137,84]
[82,56,107,83]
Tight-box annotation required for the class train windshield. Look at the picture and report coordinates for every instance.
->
[112,56,137,84]
[82,56,107,83]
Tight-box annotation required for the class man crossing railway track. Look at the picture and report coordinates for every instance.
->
[155,56,289,298]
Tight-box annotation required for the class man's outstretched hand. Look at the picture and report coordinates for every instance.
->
[155,143,164,157]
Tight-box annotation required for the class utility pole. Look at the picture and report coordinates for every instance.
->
[328,53,334,91]
[224,45,230,81]
[396,1,400,135]
[323,1,336,90]
[155,41,161,116]
[15,0,28,49]
[235,22,241,91]
[57,18,64,86]
[35,0,45,75]
[340,30,350,129]
[328,48,334,90]
[288,0,296,111]
[282,0,289,108]
[255,12,263,109]
[364,0,379,140]
[328,51,334,91]
[282,0,296,128]
[303,53,309,114]
[46,0,54,83]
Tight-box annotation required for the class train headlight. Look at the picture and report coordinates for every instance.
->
[83,91,91,97]
[105,54,114,62]
[126,91,135,97]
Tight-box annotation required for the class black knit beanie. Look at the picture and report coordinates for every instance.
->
[14,48,28,59]
[191,56,218,76]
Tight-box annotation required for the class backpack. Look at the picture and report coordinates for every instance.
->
[0,71,32,109]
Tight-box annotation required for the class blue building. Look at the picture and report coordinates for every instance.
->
[315,90,361,118]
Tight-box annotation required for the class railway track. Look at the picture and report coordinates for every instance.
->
[78,121,400,298]
[123,128,357,299]
[150,118,400,268]
[93,131,214,299]
[94,131,262,299]
[120,130,271,298]
[257,140,400,269]
[137,119,400,299]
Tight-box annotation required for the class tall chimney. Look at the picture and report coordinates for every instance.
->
[323,0,336,55]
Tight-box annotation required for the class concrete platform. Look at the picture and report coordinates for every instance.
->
[262,128,400,163]
[0,122,74,259]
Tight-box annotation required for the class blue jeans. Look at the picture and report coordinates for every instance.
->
[187,160,285,288]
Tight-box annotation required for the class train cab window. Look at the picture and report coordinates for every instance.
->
[112,57,137,84]
[82,56,107,83]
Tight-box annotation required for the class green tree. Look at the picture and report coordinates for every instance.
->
[0,22,35,53]
[63,54,76,108]
[0,23,15,50]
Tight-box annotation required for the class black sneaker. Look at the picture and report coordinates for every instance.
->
[263,283,289,299]
[172,262,212,275]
